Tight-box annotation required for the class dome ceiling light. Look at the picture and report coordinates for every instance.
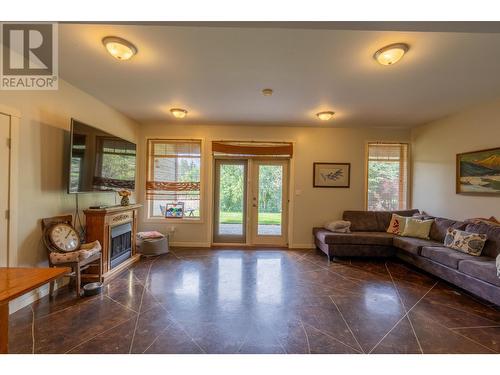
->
[373,43,409,66]
[316,111,335,121]
[170,108,188,119]
[102,36,138,61]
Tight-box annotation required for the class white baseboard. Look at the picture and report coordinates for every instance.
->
[288,243,316,249]
[9,277,68,315]
[169,242,315,249]
[169,241,211,248]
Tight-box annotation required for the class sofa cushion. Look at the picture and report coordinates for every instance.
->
[342,211,379,231]
[314,228,394,246]
[343,209,419,232]
[421,246,479,269]
[393,236,441,255]
[464,222,500,258]
[429,217,467,243]
[458,258,500,287]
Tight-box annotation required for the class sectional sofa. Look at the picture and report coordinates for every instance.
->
[313,209,500,306]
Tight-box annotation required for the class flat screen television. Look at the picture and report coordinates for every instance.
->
[68,119,136,193]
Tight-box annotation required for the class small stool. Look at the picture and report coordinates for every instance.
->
[137,232,169,256]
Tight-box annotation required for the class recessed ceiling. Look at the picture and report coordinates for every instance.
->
[59,22,500,128]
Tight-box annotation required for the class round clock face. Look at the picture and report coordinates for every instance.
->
[49,224,80,252]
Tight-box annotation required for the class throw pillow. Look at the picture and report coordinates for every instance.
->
[444,228,488,256]
[401,218,434,239]
[496,254,500,277]
[324,220,351,233]
[466,217,500,226]
[386,214,408,235]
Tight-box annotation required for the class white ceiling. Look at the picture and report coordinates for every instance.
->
[59,22,500,128]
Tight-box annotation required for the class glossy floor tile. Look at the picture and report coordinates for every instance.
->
[8,248,500,354]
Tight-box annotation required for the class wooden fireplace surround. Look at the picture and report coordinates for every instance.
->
[84,204,142,280]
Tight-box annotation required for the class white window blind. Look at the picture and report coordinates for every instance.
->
[366,143,409,211]
[146,139,201,218]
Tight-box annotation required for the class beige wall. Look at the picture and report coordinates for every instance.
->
[137,123,410,247]
[0,79,138,270]
[411,98,500,220]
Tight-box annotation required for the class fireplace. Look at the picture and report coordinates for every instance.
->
[110,222,132,269]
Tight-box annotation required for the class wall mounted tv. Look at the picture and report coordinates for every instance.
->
[68,119,136,193]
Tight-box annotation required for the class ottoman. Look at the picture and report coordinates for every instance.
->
[137,232,169,256]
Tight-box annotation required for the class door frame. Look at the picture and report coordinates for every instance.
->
[0,105,20,267]
[211,156,291,247]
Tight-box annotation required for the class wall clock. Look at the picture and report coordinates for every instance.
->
[48,223,81,252]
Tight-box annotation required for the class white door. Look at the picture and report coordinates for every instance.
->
[250,160,288,246]
[0,113,10,267]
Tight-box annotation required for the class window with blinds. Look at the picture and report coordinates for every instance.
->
[366,143,409,211]
[146,139,201,218]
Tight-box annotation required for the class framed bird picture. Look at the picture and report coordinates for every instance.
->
[313,162,351,188]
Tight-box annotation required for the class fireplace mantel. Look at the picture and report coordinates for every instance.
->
[84,204,142,280]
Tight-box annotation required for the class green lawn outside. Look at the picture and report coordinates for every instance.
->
[220,211,281,225]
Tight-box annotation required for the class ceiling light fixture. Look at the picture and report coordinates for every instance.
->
[373,43,409,66]
[170,108,188,119]
[102,36,138,61]
[262,88,273,96]
[316,111,335,121]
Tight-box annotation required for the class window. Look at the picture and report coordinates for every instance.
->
[146,139,201,219]
[366,143,409,211]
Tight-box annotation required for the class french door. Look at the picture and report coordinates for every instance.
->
[213,158,288,246]
[213,159,248,243]
[0,113,10,266]
[249,160,288,246]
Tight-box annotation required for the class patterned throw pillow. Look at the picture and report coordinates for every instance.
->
[497,254,500,277]
[444,228,488,256]
[386,214,407,235]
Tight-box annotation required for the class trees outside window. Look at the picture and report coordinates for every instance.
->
[367,143,409,211]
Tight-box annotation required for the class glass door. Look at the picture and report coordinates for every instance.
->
[250,160,288,246]
[213,159,248,243]
[0,113,10,266]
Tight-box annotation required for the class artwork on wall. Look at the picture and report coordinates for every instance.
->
[456,147,500,194]
[313,162,351,188]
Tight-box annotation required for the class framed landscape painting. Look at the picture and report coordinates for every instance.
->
[456,147,500,194]
[313,162,350,188]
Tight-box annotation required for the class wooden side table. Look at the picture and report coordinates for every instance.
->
[0,267,70,354]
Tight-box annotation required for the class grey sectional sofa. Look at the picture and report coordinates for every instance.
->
[313,210,500,306]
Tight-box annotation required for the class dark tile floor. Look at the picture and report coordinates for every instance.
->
[8,248,500,354]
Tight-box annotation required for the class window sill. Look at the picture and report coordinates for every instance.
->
[143,217,204,224]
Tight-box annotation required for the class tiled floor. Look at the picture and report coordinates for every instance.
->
[8,248,500,354]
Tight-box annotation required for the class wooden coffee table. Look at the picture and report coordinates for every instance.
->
[0,267,70,354]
